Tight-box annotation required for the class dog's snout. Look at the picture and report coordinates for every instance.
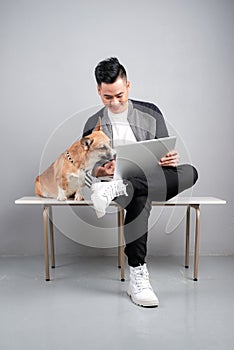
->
[110,149,116,159]
[101,149,116,161]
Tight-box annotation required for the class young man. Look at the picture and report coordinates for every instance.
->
[83,57,198,308]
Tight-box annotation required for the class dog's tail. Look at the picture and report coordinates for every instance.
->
[35,175,42,197]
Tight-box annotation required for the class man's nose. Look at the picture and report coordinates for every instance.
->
[112,97,119,104]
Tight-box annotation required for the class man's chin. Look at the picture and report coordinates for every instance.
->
[109,104,127,114]
[110,108,122,114]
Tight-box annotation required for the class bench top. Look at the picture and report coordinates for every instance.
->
[15,196,226,206]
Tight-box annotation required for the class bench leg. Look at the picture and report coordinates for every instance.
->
[49,206,55,268]
[193,205,201,281]
[185,205,191,268]
[118,208,125,282]
[43,206,50,281]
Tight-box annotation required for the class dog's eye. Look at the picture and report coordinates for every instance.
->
[100,145,107,150]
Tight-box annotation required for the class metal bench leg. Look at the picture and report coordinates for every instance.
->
[118,208,125,282]
[43,206,50,281]
[49,206,55,268]
[185,205,191,268]
[193,205,201,281]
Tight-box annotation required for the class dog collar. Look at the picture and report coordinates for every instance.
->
[65,151,74,164]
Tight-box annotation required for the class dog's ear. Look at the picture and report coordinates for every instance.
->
[94,116,102,131]
[81,137,93,150]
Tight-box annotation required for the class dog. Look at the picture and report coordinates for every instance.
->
[35,120,113,201]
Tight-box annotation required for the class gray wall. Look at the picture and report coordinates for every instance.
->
[0,0,233,256]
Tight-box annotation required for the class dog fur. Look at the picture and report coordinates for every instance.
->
[35,121,113,200]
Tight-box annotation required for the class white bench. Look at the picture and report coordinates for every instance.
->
[15,196,226,282]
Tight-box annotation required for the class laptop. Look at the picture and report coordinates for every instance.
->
[113,136,176,180]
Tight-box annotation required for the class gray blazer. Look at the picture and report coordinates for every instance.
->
[83,99,169,146]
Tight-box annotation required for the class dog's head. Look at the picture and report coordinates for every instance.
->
[80,118,115,170]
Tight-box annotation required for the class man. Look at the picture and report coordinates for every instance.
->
[83,57,198,308]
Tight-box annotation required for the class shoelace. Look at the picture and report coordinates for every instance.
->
[102,182,125,202]
[133,267,152,292]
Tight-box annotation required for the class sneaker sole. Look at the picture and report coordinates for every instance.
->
[127,291,159,308]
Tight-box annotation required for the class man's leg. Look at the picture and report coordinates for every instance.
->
[121,164,198,261]
[123,195,152,267]
[116,164,198,307]
[152,164,198,201]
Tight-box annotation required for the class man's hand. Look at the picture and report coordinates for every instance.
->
[93,150,179,177]
[94,160,116,177]
[159,149,179,167]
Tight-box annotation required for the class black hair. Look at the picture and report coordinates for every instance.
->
[94,57,127,86]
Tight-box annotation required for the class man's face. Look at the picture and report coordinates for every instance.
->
[97,77,130,114]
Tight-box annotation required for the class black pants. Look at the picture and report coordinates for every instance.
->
[115,164,198,267]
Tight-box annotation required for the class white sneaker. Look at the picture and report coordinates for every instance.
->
[127,264,159,307]
[91,180,128,218]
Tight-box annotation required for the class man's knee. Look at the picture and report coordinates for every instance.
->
[178,164,198,190]
[192,165,199,185]
[184,164,198,185]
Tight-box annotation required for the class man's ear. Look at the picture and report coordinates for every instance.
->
[81,137,93,150]
[97,85,101,96]
[94,116,102,131]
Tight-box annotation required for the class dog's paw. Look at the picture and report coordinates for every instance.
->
[57,195,67,201]
[57,187,67,201]
[74,193,84,201]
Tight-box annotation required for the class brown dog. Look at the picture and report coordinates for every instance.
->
[35,121,113,200]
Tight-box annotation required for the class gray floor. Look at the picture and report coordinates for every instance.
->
[0,255,234,350]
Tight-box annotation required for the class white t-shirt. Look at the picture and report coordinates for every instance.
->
[108,108,137,148]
